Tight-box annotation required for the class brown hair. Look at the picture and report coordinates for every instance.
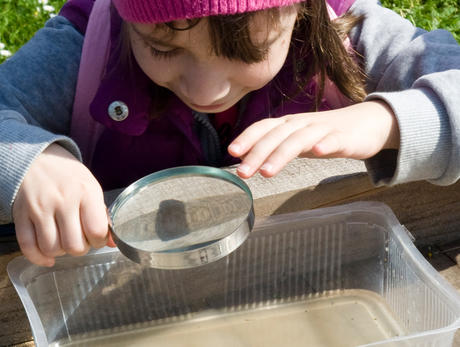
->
[294,1,366,109]
[123,0,367,115]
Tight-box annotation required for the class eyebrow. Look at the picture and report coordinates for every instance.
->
[130,21,286,51]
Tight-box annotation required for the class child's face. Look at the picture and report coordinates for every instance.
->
[128,6,298,113]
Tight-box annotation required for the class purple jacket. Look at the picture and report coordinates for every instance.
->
[59,0,353,190]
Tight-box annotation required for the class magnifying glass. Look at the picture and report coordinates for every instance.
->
[108,166,254,269]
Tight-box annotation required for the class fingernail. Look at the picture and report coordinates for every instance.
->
[228,143,240,154]
[260,163,273,174]
[237,163,250,175]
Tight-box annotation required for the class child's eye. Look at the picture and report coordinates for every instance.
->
[149,46,180,59]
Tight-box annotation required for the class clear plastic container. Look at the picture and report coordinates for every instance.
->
[7,202,460,347]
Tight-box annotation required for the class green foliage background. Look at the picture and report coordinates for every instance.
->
[0,0,64,62]
[0,0,459,64]
[381,0,459,40]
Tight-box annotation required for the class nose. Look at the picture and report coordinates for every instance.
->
[178,61,231,106]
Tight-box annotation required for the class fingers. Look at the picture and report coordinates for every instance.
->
[34,216,65,258]
[228,118,285,158]
[310,133,344,158]
[106,210,117,248]
[257,125,329,177]
[18,198,109,265]
[229,117,303,178]
[20,199,108,266]
[80,193,110,249]
[229,116,331,178]
[15,217,55,267]
[56,207,90,256]
[12,144,112,267]
[106,232,117,248]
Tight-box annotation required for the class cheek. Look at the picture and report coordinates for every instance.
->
[235,40,290,90]
[268,37,292,72]
[130,42,177,87]
[235,64,278,90]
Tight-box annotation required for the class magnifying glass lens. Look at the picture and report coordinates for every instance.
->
[109,167,254,269]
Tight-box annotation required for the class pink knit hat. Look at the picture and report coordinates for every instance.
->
[112,0,305,23]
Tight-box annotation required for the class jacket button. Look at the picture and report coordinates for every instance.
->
[108,101,129,121]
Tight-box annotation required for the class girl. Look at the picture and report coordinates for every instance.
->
[0,0,459,266]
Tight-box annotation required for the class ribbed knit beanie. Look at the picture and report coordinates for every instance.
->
[112,0,305,23]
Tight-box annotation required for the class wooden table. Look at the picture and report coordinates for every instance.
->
[2,158,460,346]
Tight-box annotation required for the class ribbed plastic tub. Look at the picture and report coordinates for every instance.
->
[7,202,460,346]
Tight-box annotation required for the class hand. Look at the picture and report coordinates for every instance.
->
[228,100,400,178]
[12,144,114,267]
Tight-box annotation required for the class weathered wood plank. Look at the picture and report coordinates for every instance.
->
[247,169,460,246]
[0,243,33,347]
[8,342,34,347]
[323,179,460,246]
